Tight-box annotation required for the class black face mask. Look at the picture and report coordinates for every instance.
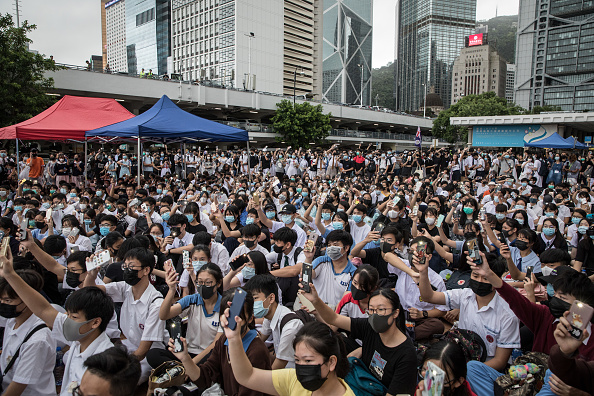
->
[35,221,46,229]
[123,268,142,286]
[363,199,372,207]
[66,271,83,288]
[502,229,510,238]
[273,244,284,254]
[515,240,529,251]
[351,285,368,301]
[295,364,327,391]
[196,285,216,300]
[548,296,571,319]
[380,241,394,254]
[244,240,255,249]
[469,279,493,297]
[0,302,23,319]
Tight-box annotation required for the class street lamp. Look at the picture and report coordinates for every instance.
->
[293,68,304,106]
[357,63,364,106]
[375,94,379,108]
[244,32,255,90]
[422,83,427,118]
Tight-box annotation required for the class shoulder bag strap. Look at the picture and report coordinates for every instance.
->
[4,324,47,375]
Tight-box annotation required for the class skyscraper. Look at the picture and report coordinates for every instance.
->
[321,0,373,106]
[394,0,476,112]
[126,0,171,76]
[515,0,594,111]
[105,0,127,73]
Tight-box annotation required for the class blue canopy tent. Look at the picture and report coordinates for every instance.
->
[564,136,587,149]
[524,133,574,149]
[86,95,249,185]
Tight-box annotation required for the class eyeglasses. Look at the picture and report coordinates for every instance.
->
[67,268,85,274]
[196,281,216,287]
[72,386,85,396]
[121,264,143,270]
[365,308,394,316]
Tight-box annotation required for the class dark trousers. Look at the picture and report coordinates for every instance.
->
[414,318,444,341]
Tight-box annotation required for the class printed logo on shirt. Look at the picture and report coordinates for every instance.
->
[211,321,219,327]
[457,280,466,286]
[486,335,494,343]
[340,280,349,287]
[139,324,145,330]
[370,350,387,380]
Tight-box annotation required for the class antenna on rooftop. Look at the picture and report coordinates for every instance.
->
[13,0,22,26]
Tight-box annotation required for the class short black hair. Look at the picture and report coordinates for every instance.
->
[83,347,141,396]
[242,224,261,238]
[65,287,115,332]
[244,274,278,303]
[0,269,43,299]
[192,231,212,246]
[540,248,571,267]
[326,230,353,249]
[381,225,403,243]
[167,213,188,227]
[66,251,92,272]
[100,215,118,227]
[44,235,67,255]
[553,271,594,307]
[124,247,155,270]
[410,236,435,255]
[273,227,297,246]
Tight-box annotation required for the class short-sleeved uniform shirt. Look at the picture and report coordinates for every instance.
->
[312,255,357,307]
[177,293,222,354]
[260,305,304,368]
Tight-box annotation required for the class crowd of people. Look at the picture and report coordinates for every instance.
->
[0,143,593,396]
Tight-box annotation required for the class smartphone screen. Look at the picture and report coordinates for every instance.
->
[417,241,427,264]
[304,234,317,253]
[301,263,313,293]
[422,361,445,396]
[227,288,247,331]
[436,214,445,228]
[568,300,594,339]
[19,220,28,241]
[168,319,184,352]
[525,266,533,279]
[231,254,248,271]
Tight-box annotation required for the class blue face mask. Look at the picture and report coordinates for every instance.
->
[69,193,76,198]
[13,206,22,212]
[545,212,555,218]
[242,266,255,280]
[84,219,92,225]
[281,214,293,224]
[572,217,582,225]
[245,217,255,225]
[579,225,588,234]
[186,214,194,222]
[253,300,270,318]
[266,211,276,219]
[321,213,332,221]
[161,212,170,221]
[546,283,555,297]
[225,215,235,223]
[516,218,525,225]
[352,215,362,223]
[301,191,308,197]
[495,213,506,221]
[332,221,344,230]
[60,188,68,194]
[96,191,103,197]
[192,260,207,272]
[100,226,110,236]
[41,203,51,210]
[543,227,555,237]
[337,208,344,212]
[156,189,162,194]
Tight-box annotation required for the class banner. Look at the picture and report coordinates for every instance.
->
[472,124,556,147]
[415,127,421,148]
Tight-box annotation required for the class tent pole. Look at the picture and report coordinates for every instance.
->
[16,138,20,180]
[183,143,187,178]
[84,138,88,188]
[137,136,141,188]
[246,139,252,184]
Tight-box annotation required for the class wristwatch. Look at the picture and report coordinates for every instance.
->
[422,310,428,318]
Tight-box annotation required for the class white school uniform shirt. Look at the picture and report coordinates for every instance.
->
[348,220,371,246]
[266,246,307,270]
[509,246,541,273]
[103,282,167,352]
[260,305,304,368]
[270,220,307,249]
[230,243,269,260]
[176,293,222,355]
[389,260,447,312]
[444,288,521,360]
[69,234,92,252]
[178,242,230,286]
[165,231,194,251]
[52,312,114,396]
[1,314,55,396]
[312,255,357,307]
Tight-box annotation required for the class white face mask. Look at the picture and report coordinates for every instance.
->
[541,266,553,277]
[388,210,398,219]
[425,217,436,226]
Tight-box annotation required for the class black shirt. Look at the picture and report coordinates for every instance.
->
[187,223,207,235]
[350,318,417,395]
[362,247,392,280]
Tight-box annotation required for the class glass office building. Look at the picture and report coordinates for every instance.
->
[515,0,594,111]
[322,0,373,106]
[394,0,476,112]
[126,0,171,75]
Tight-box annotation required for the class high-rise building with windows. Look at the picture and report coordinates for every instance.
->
[506,64,516,103]
[126,0,171,76]
[321,0,373,106]
[394,0,476,112]
[105,0,128,73]
[515,0,594,111]
[170,0,316,96]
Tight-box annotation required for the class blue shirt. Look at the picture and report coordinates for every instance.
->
[312,255,357,306]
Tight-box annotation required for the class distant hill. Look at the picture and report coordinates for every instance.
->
[479,15,518,63]
[370,62,395,110]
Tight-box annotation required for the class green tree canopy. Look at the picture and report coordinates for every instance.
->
[0,13,59,128]
[271,99,332,149]
[432,92,525,143]
[371,62,395,109]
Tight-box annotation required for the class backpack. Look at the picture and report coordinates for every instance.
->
[344,357,388,396]
[538,160,549,177]
[494,352,549,396]
[279,309,315,335]
[367,160,376,173]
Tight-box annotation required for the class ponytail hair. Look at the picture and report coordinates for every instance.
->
[293,321,350,378]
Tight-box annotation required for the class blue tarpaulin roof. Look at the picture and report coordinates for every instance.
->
[564,136,587,149]
[86,95,248,142]
[525,133,574,149]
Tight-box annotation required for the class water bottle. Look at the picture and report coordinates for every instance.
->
[54,346,65,387]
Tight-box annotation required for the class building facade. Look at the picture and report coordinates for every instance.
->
[105,0,128,73]
[321,0,373,106]
[451,37,507,105]
[515,0,594,111]
[395,0,476,112]
[126,0,171,76]
[506,63,516,103]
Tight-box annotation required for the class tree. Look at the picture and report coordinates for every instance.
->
[271,99,332,148]
[371,62,395,109]
[432,92,525,143]
[525,105,562,114]
[0,14,60,128]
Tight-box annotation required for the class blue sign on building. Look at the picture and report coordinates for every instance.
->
[472,125,556,147]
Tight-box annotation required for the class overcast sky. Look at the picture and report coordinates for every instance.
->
[0,0,519,69]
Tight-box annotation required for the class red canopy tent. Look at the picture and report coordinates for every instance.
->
[0,95,134,140]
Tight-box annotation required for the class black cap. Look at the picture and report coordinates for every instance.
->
[539,265,576,285]
[264,204,275,212]
[280,204,297,214]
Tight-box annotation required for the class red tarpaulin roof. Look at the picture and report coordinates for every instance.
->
[0,95,134,141]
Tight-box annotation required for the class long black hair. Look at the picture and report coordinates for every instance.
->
[293,321,350,378]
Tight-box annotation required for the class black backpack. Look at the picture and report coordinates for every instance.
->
[366,160,376,173]
[279,309,315,335]
[538,159,549,177]
[275,247,303,306]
